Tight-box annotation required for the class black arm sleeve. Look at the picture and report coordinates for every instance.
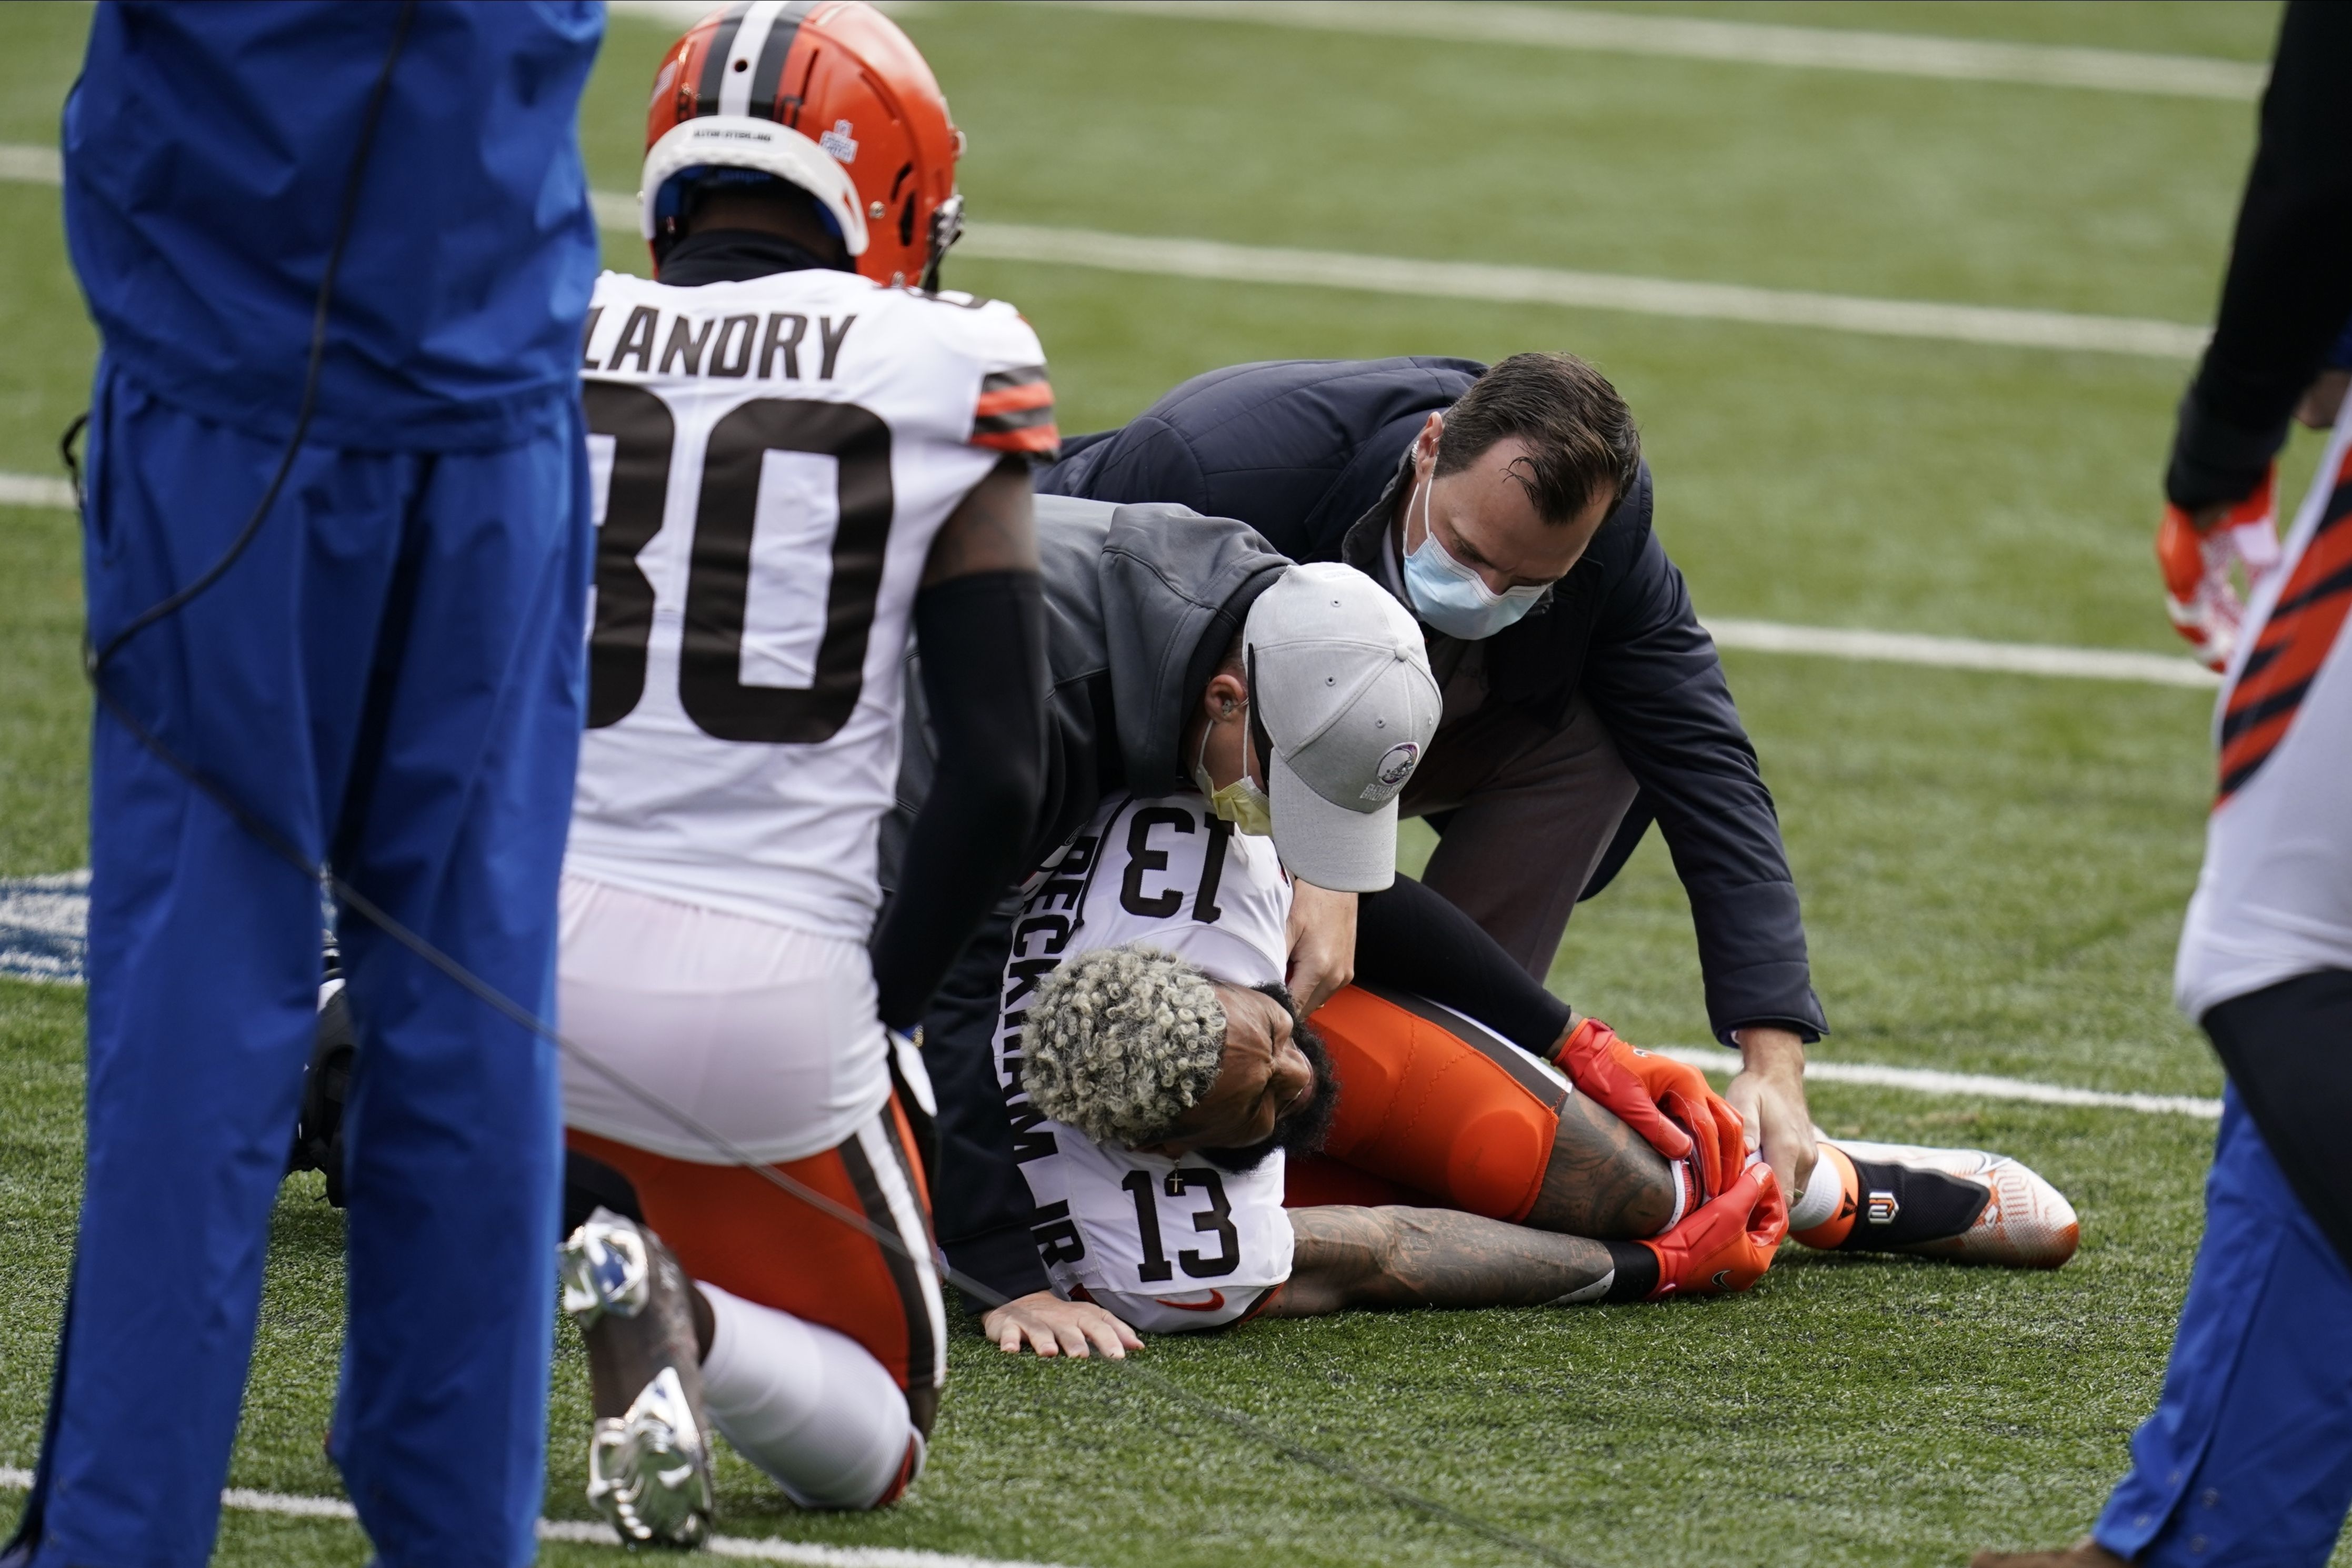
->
[1583,532,1826,1045]
[2166,0,2352,510]
[869,570,1048,1030]
[1356,872,1573,1056]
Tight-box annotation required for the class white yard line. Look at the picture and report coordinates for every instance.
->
[1700,618,2219,689]
[0,143,59,184]
[2,156,2211,358]
[945,223,2209,360]
[588,192,2207,359]
[0,1467,1079,1568]
[1653,1047,2221,1119]
[0,472,75,510]
[1028,2,2266,102]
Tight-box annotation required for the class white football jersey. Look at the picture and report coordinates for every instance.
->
[565,266,1054,941]
[993,792,1297,1332]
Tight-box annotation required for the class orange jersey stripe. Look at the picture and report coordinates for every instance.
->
[2217,463,2352,802]
[975,380,1055,419]
[970,421,1062,455]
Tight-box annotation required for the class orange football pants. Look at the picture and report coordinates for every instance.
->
[567,1091,942,1400]
[1289,985,1568,1222]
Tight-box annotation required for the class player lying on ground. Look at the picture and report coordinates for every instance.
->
[1009,939,1786,1326]
[973,571,2075,1343]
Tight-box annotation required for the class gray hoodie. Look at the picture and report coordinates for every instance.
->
[890,495,1290,882]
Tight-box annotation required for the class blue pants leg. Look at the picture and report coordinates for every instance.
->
[21,365,586,1568]
[326,409,589,1566]
[2095,1088,2352,1567]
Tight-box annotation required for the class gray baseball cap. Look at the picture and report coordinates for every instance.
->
[1246,563,1443,892]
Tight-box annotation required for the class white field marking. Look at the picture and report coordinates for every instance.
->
[1032,2,2266,102]
[582,192,2207,359]
[0,152,2208,359]
[1652,1047,2223,1119]
[0,472,2227,693]
[0,1467,1080,1568]
[0,472,75,510]
[1700,617,2221,689]
[0,143,59,184]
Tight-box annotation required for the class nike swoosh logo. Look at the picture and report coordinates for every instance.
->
[1158,1290,1228,1313]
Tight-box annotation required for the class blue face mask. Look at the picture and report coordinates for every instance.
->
[1399,469,1547,640]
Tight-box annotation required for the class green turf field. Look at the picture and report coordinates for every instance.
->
[0,2,2333,1563]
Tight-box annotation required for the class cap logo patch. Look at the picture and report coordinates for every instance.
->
[819,119,859,163]
[1359,741,1420,801]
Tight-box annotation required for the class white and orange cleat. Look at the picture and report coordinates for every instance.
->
[1791,1139,2079,1269]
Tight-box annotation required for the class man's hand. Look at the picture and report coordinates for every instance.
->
[980,1290,1142,1360]
[1285,879,1357,1014]
[1727,1026,1816,1205]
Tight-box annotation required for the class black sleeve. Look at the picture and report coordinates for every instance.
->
[1356,872,1573,1056]
[869,570,1048,1030]
[1582,531,1826,1045]
[2166,0,2352,510]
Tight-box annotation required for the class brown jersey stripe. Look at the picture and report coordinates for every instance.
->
[973,403,1057,436]
[694,3,754,118]
[1356,984,1572,1111]
[838,1127,942,1394]
[980,364,1049,392]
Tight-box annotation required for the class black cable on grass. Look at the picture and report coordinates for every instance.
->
[58,6,1598,1559]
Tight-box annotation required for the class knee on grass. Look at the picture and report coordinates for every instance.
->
[698,1284,924,1510]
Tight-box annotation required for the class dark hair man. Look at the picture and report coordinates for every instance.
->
[9,7,603,1567]
[1043,351,1826,1209]
[1978,5,2352,1567]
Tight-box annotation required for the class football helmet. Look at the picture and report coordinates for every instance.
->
[641,0,967,288]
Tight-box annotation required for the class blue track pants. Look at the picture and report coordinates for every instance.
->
[16,363,589,1568]
[2096,1086,2352,1566]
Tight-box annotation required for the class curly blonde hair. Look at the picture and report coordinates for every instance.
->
[1023,944,1228,1146]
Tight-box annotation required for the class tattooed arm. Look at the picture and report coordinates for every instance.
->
[1267,1206,1636,1317]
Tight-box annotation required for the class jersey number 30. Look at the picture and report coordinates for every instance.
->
[585,383,893,744]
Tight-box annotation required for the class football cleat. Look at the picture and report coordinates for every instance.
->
[562,1208,714,1547]
[1793,1139,2078,1269]
[587,1366,714,1549]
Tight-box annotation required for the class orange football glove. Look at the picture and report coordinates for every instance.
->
[1639,1162,1788,1299]
[1549,1019,1746,1204]
[1549,1017,1693,1164]
[2159,467,2281,672]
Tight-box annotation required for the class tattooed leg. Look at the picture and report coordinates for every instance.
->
[1520,1091,1676,1239]
[1270,1206,1648,1317]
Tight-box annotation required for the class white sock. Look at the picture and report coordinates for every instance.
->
[1785,1141,1844,1232]
[698,1283,917,1510]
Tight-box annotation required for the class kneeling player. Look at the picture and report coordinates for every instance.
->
[549,2,1051,1542]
